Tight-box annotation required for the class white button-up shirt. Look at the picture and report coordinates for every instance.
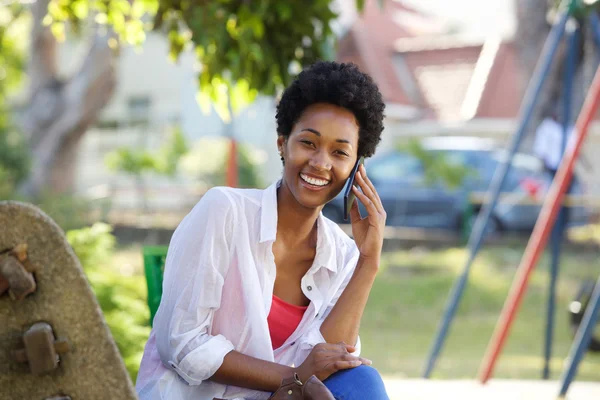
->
[136,181,361,400]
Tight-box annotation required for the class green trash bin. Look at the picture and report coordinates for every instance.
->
[143,246,168,326]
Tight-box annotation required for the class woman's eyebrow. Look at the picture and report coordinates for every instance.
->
[301,128,321,136]
[301,128,351,145]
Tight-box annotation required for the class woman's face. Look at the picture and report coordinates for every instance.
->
[278,103,360,210]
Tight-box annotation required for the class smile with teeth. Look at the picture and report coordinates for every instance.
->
[300,173,330,187]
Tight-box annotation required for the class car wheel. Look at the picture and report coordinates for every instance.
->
[463,210,501,238]
[568,280,600,353]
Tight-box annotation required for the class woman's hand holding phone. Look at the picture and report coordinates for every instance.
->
[349,164,386,263]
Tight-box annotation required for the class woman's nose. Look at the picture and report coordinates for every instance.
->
[309,151,331,171]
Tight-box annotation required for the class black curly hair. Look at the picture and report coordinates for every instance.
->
[276,61,385,159]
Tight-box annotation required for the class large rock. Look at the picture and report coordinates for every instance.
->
[0,201,137,399]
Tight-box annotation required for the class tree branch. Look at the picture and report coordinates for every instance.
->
[19,27,116,196]
[28,0,57,96]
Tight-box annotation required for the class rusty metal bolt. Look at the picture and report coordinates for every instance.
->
[13,322,71,376]
[0,243,36,300]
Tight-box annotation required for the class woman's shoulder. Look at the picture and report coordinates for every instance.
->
[198,186,263,208]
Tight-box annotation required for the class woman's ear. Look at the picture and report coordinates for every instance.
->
[277,136,286,157]
[277,136,287,165]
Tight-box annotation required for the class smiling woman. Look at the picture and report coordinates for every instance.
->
[136,62,389,400]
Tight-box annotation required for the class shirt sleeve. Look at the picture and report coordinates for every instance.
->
[294,244,362,363]
[154,187,236,386]
[533,121,547,160]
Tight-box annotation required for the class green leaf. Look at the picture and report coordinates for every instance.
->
[71,0,88,20]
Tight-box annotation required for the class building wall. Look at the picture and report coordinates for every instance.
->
[58,33,282,206]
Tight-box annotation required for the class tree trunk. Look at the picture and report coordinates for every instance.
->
[515,0,595,142]
[18,0,117,197]
[514,0,565,145]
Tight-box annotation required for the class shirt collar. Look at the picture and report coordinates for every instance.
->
[259,180,280,243]
[315,213,338,272]
[259,180,338,273]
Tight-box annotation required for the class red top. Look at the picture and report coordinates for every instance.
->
[267,295,308,350]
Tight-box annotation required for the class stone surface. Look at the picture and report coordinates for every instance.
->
[0,201,137,400]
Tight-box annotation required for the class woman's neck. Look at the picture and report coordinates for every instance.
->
[275,182,320,247]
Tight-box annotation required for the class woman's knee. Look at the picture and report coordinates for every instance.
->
[324,365,388,399]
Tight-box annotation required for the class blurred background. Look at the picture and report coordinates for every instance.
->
[1,0,600,386]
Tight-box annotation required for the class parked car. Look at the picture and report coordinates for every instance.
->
[323,136,589,233]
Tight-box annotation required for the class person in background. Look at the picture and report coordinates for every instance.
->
[135,61,390,400]
[533,106,591,175]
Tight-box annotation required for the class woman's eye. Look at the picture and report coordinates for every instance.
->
[335,150,350,157]
[300,140,314,147]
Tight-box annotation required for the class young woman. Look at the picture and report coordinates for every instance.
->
[136,61,389,399]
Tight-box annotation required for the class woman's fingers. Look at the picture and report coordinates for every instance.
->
[359,165,382,205]
[354,167,384,215]
[349,194,361,222]
[315,342,350,353]
[359,357,373,365]
[320,351,372,365]
[330,359,363,371]
[357,165,383,213]
[352,185,379,217]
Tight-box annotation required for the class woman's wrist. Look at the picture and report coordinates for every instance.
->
[357,255,380,274]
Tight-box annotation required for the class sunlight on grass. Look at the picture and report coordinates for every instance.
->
[364,246,600,381]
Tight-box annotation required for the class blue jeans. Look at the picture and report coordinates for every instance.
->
[322,365,389,400]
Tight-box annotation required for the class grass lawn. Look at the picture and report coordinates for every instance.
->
[108,242,600,383]
[363,245,600,381]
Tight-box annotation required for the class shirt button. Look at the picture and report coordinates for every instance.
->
[290,342,296,346]
[307,285,313,291]
[316,313,319,318]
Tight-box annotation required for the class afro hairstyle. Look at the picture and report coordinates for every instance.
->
[276,61,385,158]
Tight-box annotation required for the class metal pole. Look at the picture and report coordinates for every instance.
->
[422,7,571,379]
[589,12,600,50]
[557,275,600,399]
[543,21,579,380]
[478,62,600,384]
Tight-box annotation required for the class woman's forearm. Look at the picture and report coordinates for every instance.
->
[319,256,379,345]
[208,350,293,392]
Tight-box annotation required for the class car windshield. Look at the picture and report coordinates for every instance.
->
[368,152,422,181]
[491,150,543,173]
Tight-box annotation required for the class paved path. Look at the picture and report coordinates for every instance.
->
[382,379,600,400]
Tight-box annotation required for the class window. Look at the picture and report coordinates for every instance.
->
[128,96,151,125]
[369,153,422,181]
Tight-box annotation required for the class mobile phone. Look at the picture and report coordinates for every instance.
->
[343,157,365,221]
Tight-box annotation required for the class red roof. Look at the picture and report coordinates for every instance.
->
[336,0,445,106]
[336,1,522,122]
[396,39,483,120]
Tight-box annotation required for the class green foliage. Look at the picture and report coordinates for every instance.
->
[0,4,26,97]
[67,224,150,381]
[219,142,264,188]
[158,128,189,176]
[36,193,97,230]
[105,128,189,177]
[181,137,265,188]
[0,129,30,199]
[0,4,30,199]
[45,0,369,121]
[398,139,475,190]
[66,223,116,269]
[105,147,158,176]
